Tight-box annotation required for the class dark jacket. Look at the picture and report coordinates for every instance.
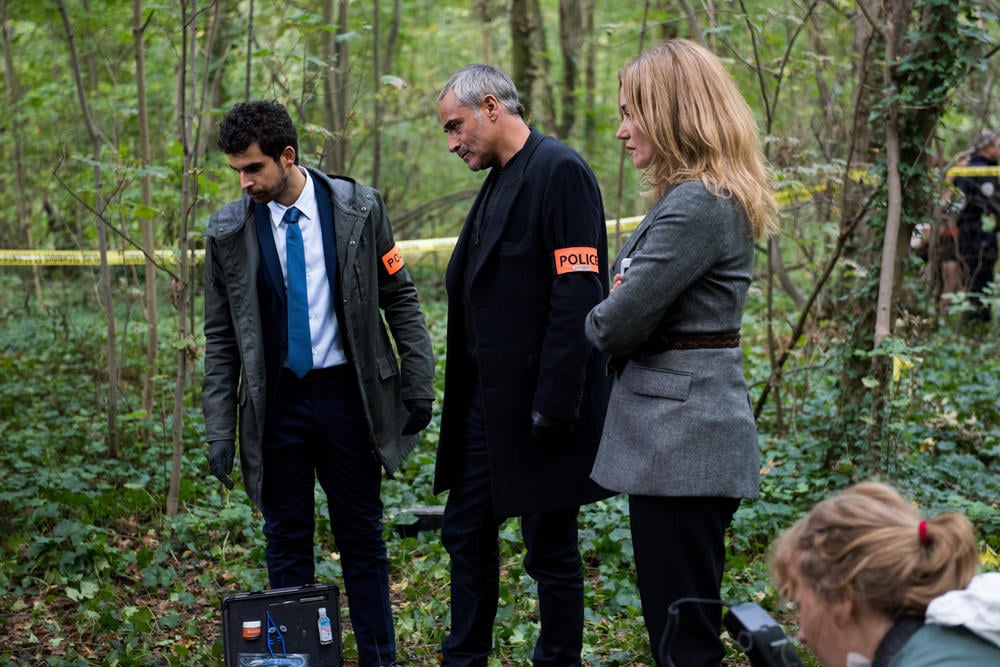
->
[953,152,1000,259]
[202,168,434,508]
[434,130,613,517]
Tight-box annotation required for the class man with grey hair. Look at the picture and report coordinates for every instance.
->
[433,64,613,665]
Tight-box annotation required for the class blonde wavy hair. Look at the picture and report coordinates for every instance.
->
[770,482,980,619]
[619,39,779,240]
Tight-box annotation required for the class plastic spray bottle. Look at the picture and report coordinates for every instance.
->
[317,607,334,645]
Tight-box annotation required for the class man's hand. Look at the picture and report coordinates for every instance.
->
[208,440,235,489]
[531,410,577,447]
[402,399,433,435]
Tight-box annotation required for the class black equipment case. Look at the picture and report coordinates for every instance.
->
[221,584,343,667]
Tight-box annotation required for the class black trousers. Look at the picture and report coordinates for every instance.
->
[629,495,740,667]
[261,367,394,667]
[440,388,585,666]
[960,243,998,322]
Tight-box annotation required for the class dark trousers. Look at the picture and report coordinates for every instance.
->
[629,495,740,667]
[441,390,584,666]
[959,230,998,322]
[261,367,394,667]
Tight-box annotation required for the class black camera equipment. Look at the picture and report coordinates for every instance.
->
[723,601,806,667]
[658,598,805,667]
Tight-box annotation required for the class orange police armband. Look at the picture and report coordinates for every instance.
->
[381,244,405,275]
[553,246,599,275]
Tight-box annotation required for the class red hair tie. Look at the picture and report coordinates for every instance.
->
[918,520,929,546]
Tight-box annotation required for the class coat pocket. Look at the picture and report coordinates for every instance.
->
[376,352,399,380]
[622,363,691,401]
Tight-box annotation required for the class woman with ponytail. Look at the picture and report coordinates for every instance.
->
[771,482,1000,666]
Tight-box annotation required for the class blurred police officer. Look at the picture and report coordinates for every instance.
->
[953,129,1000,322]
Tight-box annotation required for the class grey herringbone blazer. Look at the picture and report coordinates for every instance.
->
[585,180,760,499]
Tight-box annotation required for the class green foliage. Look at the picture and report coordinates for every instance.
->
[3,2,1000,665]
[3,261,999,665]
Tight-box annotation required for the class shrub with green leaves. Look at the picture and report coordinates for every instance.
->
[1,261,997,666]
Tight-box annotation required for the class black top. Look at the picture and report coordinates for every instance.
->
[872,616,924,667]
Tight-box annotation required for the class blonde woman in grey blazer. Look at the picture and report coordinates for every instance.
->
[585,40,780,667]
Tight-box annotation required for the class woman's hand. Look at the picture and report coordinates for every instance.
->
[610,273,624,294]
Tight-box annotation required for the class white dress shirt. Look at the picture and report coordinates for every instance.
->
[268,167,347,369]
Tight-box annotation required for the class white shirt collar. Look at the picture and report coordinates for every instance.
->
[268,166,318,229]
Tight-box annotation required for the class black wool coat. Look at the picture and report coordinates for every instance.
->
[434,129,614,517]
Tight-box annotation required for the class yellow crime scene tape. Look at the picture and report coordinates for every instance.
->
[0,217,645,267]
[943,165,1000,177]
[0,249,183,267]
[7,164,991,268]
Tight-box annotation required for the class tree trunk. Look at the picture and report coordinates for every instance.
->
[384,0,400,76]
[511,0,552,128]
[532,0,555,133]
[873,5,903,348]
[244,0,254,101]
[737,0,821,429]
[194,0,230,162]
[556,0,582,138]
[372,0,383,189]
[867,10,903,469]
[582,0,596,151]
[58,0,119,458]
[1,6,45,314]
[831,9,881,468]
[321,0,350,173]
[611,0,651,255]
[477,0,499,64]
[676,0,706,46]
[134,0,158,439]
[167,0,198,518]
[511,0,534,119]
[874,126,902,346]
[869,0,970,471]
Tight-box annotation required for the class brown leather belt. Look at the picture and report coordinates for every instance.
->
[648,332,741,352]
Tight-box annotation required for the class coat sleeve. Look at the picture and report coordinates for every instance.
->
[201,230,241,444]
[533,155,608,422]
[585,185,727,357]
[370,190,435,402]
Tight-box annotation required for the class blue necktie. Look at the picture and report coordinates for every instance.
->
[284,206,312,377]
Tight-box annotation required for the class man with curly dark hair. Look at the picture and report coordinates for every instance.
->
[203,100,434,667]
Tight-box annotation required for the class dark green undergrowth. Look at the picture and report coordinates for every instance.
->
[1,265,997,666]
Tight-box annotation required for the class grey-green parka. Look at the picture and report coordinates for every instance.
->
[202,169,434,508]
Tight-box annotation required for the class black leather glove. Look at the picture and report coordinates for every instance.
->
[531,410,577,447]
[208,440,235,490]
[401,398,433,436]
